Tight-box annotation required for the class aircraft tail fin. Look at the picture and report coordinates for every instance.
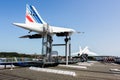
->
[25,4,46,24]
[79,46,82,55]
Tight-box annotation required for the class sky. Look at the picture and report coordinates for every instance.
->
[0,0,120,56]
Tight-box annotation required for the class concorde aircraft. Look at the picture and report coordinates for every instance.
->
[72,46,98,56]
[13,4,77,38]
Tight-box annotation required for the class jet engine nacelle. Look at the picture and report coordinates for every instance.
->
[56,32,69,37]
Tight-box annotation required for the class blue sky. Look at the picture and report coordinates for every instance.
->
[0,0,120,56]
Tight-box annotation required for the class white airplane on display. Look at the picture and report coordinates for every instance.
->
[72,46,98,56]
[13,4,77,38]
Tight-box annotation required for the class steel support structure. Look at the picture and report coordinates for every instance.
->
[64,36,71,65]
[41,34,53,62]
[52,36,71,65]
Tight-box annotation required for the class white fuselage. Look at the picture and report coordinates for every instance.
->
[13,23,44,33]
[13,23,75,35]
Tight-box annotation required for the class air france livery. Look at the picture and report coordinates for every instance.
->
[13,4,76,38]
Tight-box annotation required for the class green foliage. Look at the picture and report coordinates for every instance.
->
[88,56,96,60]
[0,52,34,58]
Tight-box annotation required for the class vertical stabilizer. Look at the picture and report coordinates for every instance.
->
[79,46,82,55]
[25,4,46,24]
[82,46,88,53]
